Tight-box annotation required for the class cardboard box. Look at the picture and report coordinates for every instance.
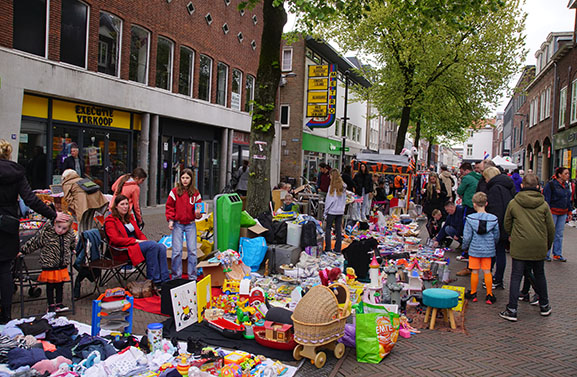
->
[197,261,225,287]
[239,223,268,239]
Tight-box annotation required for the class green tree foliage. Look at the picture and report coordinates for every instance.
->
[316,0,527,154]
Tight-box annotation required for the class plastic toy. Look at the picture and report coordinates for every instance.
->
[222,279,240,295]
[91,288,133,336]
[224,350,250,365]
[205,318,245,339]
[176,355,191,376]
[345,267,357,285]
[368,254,381,288]
[253,321,297,351]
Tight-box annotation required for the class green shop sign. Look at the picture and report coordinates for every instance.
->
[553,127,577,150]
[302,133,342,155]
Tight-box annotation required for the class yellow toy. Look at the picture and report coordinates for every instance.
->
[345,267,357,285]
[224,350,250,365]
[222,279,240,295]
[176,355,190,376]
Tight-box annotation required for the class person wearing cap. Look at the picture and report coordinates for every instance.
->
[62,143,85,177]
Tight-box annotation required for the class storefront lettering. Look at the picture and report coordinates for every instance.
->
[75,105,114,126]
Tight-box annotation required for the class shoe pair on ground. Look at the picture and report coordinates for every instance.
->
[499,304,552,322]
[545,255,567,262]
[465,291,496,305]
[482,280,505,290]
[47,303,69,313]
[518,292,539,305]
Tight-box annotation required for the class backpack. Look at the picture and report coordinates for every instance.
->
[76,178,100,194]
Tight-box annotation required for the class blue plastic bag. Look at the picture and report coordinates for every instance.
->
[239,236,268,272]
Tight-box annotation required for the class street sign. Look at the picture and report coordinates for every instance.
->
[307,104,328,117]
[340,147,350,152]
[308,65,329,77]
[308,78,328,90]
[307,92,328,103]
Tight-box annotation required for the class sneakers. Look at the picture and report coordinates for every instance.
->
[499,307,518,322]
[540,304,552,316]
[553,256,567,262]
[545,257,552,262]
[485,294,496,305]
[47,304,57,313]
[530,295,540,306]
[456,268,471,276]
[55,303,69,313]
[465,291,477,302]
[518,292,530,302]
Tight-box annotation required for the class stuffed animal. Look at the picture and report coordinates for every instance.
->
[319,267,342,286]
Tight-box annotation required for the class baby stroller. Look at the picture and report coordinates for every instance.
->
[15,222,44,299]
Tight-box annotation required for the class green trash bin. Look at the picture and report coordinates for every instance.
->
[214,193,243,251]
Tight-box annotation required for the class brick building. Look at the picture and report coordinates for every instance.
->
[508,66,534,168]
[0,0,263,202]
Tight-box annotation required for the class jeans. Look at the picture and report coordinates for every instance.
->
[508,259,548,310]
[441,225,462,246]
[548,213,567,258]
[361,188,371,219]
[139,241,170,283]
[491,240,507,284]
[171,222,198,279]
[325,214,343,253]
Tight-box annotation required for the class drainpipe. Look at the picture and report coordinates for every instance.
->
[149,115,159,205]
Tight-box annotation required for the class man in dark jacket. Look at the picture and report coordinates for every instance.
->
[475,159,497,194]
[0,140,68,323]
[433,201,468,248]
[316,163,330,198]
[62,143,85,177]
[484,167,516,289]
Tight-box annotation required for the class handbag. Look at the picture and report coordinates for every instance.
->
[0,214,20,234]
[355,301,400,364]
[76,178,100,194]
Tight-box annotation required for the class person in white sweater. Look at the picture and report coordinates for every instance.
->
[324,169,347,253]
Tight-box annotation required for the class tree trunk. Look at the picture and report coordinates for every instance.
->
[426,139,433,167]
[414,119,421,151]
[245,0,287,217]
[395,105,412,154]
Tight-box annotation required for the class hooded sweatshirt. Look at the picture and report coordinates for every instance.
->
[110,177,142,223]
[462,212,499,258]
[504,189,555,260]
[511,172,522,192]
[486,173,516,242]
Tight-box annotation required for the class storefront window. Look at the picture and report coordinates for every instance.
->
[18,119,48,189]
[60,0,88,68]
[199,55,212,101]
[98,12,122,76]
[13,0,47,57]
[129,26,150,84]
[245,75,255,112]
[156,37,173,90]
[231,69,242,110]
[216,62,228,106]
[178,47,194,96]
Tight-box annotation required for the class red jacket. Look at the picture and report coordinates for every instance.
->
[104,215,145,265]
[110,177,143,223]
[165,188,202,225]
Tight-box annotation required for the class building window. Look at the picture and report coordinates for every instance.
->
[216,62,228,106]
[156,37,173,90]
[469,130,474,138]
[222,23,229,34]
[467,144,473,157]
[178,46,194,96]
[98,12,122,76]
[186,2,195,14]
[335,119,340,136]
[13,0,47,57]
[519,121,523,144]
[280,105,290,127]
[281,48,293,72]
[559,86,567,129]
[60,0,89,68]
[231,69,242,110]
[129,26,150,84]
[244,75,255,112]
[198,55,212,101]
[571,80,577,124]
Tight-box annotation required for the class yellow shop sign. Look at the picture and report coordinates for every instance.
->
[53,100,131,129]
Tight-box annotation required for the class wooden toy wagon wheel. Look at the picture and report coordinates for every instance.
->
[293,344,304,360]
[334,342,345,359]
[313,351,326,368]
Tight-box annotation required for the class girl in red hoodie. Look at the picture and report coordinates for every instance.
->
[110,168,148,228]
[165,168,203,279]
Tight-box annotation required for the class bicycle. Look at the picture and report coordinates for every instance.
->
[220,171,239,194]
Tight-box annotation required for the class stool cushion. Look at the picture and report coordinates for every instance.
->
[422,288,459,309]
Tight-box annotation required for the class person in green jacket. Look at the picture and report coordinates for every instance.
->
[499,173,555,322]
[457,162,481,212]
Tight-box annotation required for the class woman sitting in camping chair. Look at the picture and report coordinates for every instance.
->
[104,195,170,289]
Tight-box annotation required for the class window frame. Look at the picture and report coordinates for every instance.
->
[198,54,213,102]
[60,0,90,69]
[571,79,577,124]
[128,25,151,85]
[559,86,567,129]
[244,75,255,112]
[281,48,293,72]
[155,36,174,91]
[280,104,290,127]
[13,0,50,58]
[231,69,242,110]
[178,46,194,96]
[216,62,229,106]
[97,11,122,77]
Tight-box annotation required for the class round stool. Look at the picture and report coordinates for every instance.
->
[422,288,459,330]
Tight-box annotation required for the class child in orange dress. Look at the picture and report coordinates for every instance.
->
[20,217,75,313]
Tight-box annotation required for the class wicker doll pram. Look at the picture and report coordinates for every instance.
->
[291,283,351,368]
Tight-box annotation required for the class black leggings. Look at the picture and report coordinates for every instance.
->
[0,261,13,321]
[46,283,64,305]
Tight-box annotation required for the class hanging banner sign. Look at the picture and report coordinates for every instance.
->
[306,64,337,129]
